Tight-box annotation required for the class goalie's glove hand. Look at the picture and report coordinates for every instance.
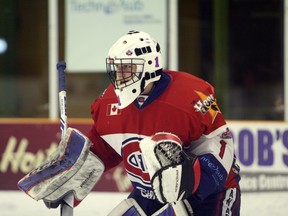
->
[140,132,201,204]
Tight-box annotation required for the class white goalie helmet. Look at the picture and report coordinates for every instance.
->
[106,30,163,109]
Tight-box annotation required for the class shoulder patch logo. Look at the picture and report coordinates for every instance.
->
[194,91,220,123]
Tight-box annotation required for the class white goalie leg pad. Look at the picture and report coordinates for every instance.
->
[17,127,104,203]
[151,203,173,216]
[171,201,190,216]
[108,198,181,216]
[108,198,147,216]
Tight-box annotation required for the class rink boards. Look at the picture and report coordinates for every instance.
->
[0,119,287,193]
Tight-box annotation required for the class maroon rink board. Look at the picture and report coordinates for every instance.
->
[0,118,133,192]
[1,119,288,193]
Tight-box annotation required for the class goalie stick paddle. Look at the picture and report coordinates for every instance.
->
[57,61,74,216]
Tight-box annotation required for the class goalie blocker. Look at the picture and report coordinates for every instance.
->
[17,128,104,207]
[140,132,201,204]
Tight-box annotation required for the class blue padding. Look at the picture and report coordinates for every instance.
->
[123,206,141,216]
[123,204,174,216]
[157,205,174,216]
[18,131,86,191]
[196,154,228,199]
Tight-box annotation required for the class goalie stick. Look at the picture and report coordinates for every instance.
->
[57,61,74,216]
[58,61,67,140]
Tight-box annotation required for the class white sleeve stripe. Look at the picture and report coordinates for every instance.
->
[190,125,234,173]
[203,125,228,139]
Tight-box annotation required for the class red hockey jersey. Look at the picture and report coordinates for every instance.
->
[87,70,240,200]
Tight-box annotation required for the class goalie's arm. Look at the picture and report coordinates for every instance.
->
[140,132,201,204]
[189,127,235,200]
[88,97,122,171]
[87,126,122,171]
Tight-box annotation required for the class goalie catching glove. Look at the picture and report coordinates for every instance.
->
[17,128,104,207]
[140,132,201,204]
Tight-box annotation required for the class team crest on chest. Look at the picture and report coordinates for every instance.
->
[106,103,121,116]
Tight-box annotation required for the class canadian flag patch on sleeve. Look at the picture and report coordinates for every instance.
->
[106,103,121,116]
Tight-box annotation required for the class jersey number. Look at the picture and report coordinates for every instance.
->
[219,140,227,159]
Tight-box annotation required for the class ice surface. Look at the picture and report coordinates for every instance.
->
[0,191,287,216]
